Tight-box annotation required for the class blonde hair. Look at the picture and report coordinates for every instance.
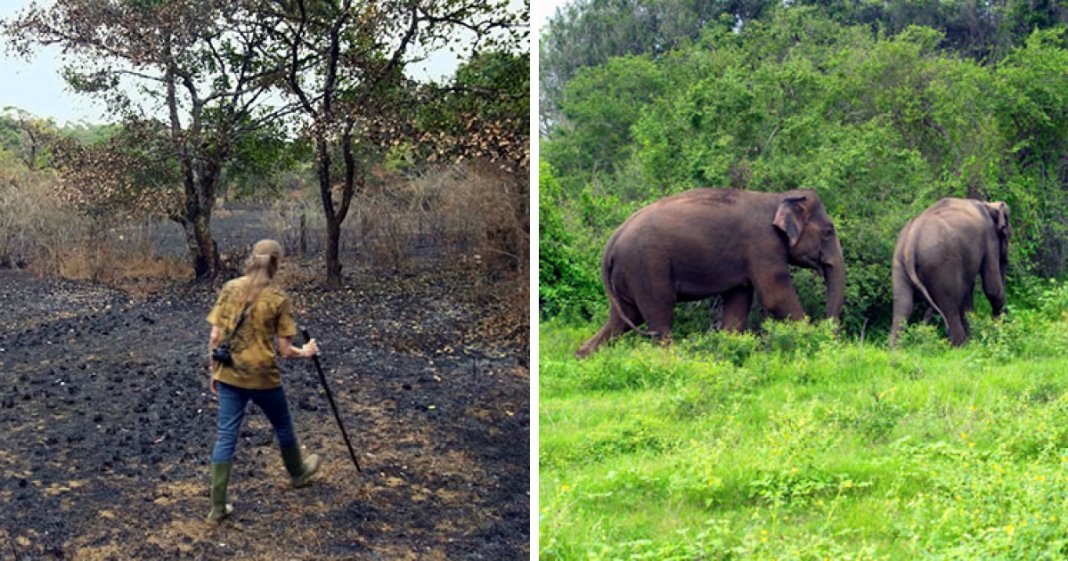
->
[242,239,283,304]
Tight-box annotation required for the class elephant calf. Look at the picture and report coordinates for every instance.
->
[889,198,1010,347]
[576,188,846,358]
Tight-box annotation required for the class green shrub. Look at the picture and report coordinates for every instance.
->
[579,416,674,460]
[538,162,602,320]
[763,319,838,357]
[895,322,950,355]
[679,329,761,366]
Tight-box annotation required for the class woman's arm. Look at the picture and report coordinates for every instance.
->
[278,336,319,359]
[209,325,222,355]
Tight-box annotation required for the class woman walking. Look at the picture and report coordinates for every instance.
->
[205,239,322,523]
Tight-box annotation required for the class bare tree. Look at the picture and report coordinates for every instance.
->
[4,1,292,280]
[260,0,525,287]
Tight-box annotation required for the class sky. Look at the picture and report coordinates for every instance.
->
[0,3,104,125]
[0,0,531,126]
[533,0,573,37]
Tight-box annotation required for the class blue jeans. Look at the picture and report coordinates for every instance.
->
[211,382,298,463]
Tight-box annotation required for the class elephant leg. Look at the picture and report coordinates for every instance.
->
[634,290,676,347]
[720,285,754,332]
[980,247,1005,317]
[941,311,968,346]
[961,303,971,340]
[575,300,644,359]
[960,282,976,340]
[753,269,805,321]
[929,288,968,346]
[889,265,914,348]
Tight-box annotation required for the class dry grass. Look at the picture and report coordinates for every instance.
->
[347,162,529,342]
[0,165,82,270]
[267,199,324,259]
[48,244,188,282]
[435,162,528,275]
[1,165,192,287]
[312,162,529,275]
[39,224,192,288]
[5,161,528,340]
[260,162,530,343]
[260,161,528,278]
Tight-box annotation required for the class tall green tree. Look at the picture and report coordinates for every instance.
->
[540,0,773,131]
[0,108,60,170]
[542,0,1068,135]
[542,54,666,193]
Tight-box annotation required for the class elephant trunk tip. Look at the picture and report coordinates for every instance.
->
[823,263,845,320]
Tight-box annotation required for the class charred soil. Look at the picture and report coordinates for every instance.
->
[0,260,529,560]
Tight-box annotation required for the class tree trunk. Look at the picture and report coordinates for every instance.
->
[316,138,343,288]
[325,218,342,288]
[299,212,307,257]
[192,212,219,281]
[178,159,222,282]
[178,209,220,282]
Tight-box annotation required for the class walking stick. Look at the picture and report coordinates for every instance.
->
[303,328,362,474]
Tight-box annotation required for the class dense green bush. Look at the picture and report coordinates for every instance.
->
[541,8,1068,335]
[538,162,602,320]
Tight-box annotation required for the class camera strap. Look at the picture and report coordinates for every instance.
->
[220,301,252,347]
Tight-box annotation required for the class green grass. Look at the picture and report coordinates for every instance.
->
[540,314,1068,560]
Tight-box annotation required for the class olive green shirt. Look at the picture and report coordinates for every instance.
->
[207,277,298,390]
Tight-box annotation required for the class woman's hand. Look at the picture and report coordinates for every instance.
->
[278,336,321,358]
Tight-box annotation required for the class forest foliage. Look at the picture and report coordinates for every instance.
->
[540,3,1068,337]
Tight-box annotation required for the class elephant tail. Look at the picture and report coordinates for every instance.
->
[603,255,653,337]
[904,253,948,330]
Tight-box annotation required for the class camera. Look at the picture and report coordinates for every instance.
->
[211,343,234,366]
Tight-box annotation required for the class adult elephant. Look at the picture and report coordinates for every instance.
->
[575,188,846,358]
[888,198,1010,347]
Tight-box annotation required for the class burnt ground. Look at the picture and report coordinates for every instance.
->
[0,257,529,560]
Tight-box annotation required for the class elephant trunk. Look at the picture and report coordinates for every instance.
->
[822,239,846,321]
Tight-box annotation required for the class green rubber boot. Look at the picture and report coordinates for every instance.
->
[281,446,321,488]
[206,462,234,523]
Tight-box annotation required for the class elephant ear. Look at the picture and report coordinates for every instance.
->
[774,196,809,248]
[986,202,1010,238]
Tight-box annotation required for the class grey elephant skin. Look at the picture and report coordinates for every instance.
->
[889,197,1010,347]
[576,188,846,358]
